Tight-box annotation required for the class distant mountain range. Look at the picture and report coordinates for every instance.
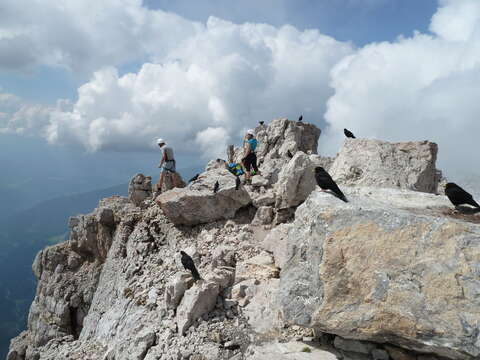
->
[0,183,128,358]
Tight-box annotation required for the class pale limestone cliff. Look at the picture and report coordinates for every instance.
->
[9,119,480,360]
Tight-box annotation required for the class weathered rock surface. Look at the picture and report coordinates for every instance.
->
[256,118,321,162]
[279,186,480,359]
[274,152,320,209]
[156,168,252,225]
[9,117,474,360]
[128,173,152,206]
[176,281,219,335]
[248,341,338,360]
[329,139,439,193]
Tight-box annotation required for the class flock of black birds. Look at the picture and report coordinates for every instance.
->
[179,117,479,282]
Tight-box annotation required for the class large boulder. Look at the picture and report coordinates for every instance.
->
[278,186,480,359]
[274,152,320,209]
[228,118,322,186]
[176,281,219,335]
[329,139,439,193]
[256,118,321,161]
[156,168,251,226]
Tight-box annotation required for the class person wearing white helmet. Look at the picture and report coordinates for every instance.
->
[242,129,261,183]
[156,138,178,192]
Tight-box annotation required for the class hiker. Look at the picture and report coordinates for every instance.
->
[156,138,178,192]
[242,129,260,183]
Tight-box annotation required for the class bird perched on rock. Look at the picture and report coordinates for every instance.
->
[344,128,356,139]
[445,183,480,209]
[213,181,219,193]
[235,176,241,190]
[259,121,264,125]
[314,167,348,202]
[287,150,294,159]
[180,251,201,281]
[298,115,303,122]
[188,173,199,183]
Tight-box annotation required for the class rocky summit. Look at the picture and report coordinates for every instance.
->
[8,118,480,360]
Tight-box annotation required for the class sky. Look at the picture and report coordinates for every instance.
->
[1,0,480,202]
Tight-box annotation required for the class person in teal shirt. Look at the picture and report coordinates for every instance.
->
[242,129,261,183]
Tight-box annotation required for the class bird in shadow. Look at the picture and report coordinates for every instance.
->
[314,167,348,202]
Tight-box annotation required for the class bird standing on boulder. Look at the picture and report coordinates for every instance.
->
[298,115,303,122]
[180,251,201,281]
[445,183,480,209]
[344,128,356,139]
[314,167,348,202]
[213,181,220,193]
[259,121,264,125]
[235,176,241,190]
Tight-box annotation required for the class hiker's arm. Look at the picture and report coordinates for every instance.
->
[159,151,166,167]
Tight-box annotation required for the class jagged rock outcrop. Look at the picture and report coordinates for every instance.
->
[128,174,152,206]
[274,152,326,209]
[278,186,480,360]
[156,168,252,225]
[255,118,321,161]
[10,117,469,360]
[329,139,439,193]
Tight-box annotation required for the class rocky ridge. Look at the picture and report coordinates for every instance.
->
[8,118,480,360]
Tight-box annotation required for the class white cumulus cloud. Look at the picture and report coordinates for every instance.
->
[322,0,480,173]
[2,16,353,159]
[0,0,201,73]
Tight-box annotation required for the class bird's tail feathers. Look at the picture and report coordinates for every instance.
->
[192,268,201,281]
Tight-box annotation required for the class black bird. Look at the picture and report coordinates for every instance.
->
[287,150,294,159]
[314,167,348,202]
[180,251,201,281]
[235,176,241,190]
[188,173,199,183]
[213,181,220,193]
[344,128,356,139]
[259,121,264,125]
[298,115,303,122]
[445,183,480,208]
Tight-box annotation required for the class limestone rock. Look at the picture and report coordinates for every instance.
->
[252,206,274,225]
[128,173,152,206]
[229,118,322,186]
[247,341,338,360]
[274,152,319,209]
[262,225,291,269]
[235,253,279,283]
[165,273,194,310]
[256,118,321,161]
[278,186,480,360]
[329,139,439,193]
[252,189,276,208]
[211,246,236,268]
[176,281,219,335]
[153,171,187,194]
[156,168,251,226]
[243,279,282,334]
